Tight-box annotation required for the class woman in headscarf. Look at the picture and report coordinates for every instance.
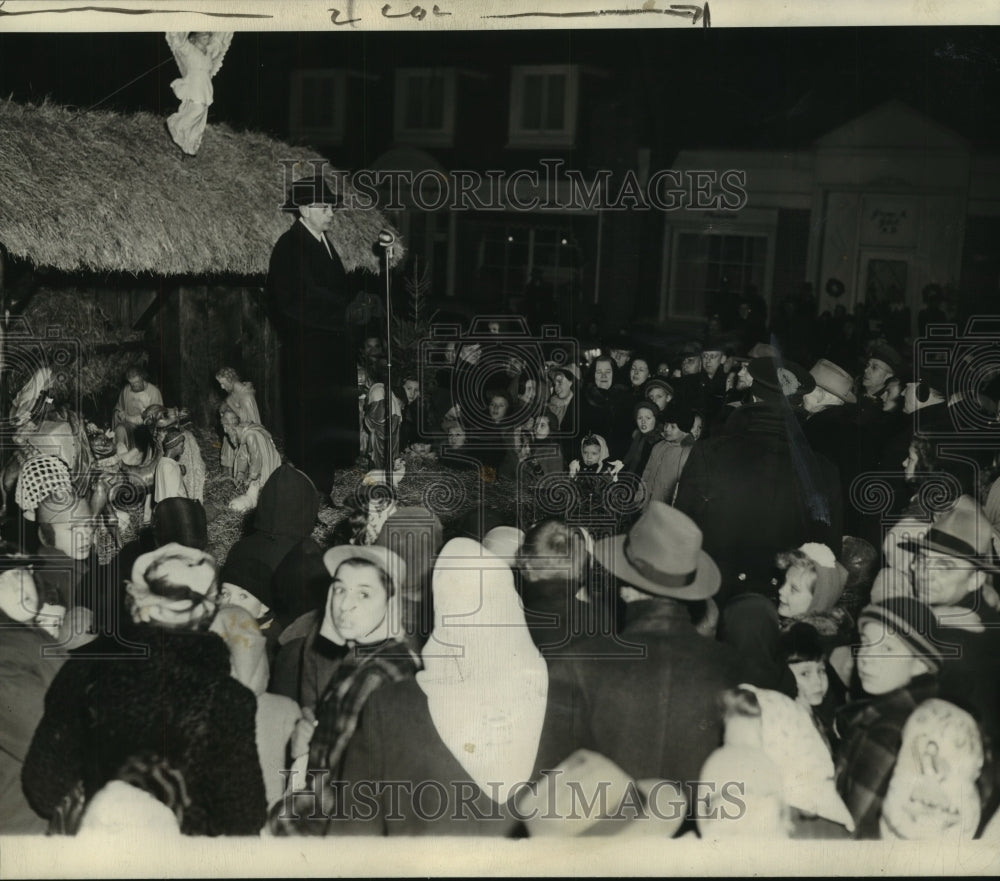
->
[22,543,266,836]
[317,538,582,836]
[268,544,421,833]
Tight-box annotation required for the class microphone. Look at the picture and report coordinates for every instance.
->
[377,230,396,248]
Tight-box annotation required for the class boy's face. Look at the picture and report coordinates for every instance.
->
[910,551,982,607]
[402,380,419,403]
[448,426,466,447]
[534,417,551,439]
[788,660,828,707]
[777,565,815,618]
[581,444,601,466]
[647,387,671,410]
[662,422,685,444]
[856,620,929,696]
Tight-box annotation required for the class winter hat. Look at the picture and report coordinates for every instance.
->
[126,543,219,631]
[796,542,849,613]
[220,551,274,612]
[644,378,675,402]
[661,402,697,435]
[857,597,946,673]
[867,341,903,374]
[152,498,208,550]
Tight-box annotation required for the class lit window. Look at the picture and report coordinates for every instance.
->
[508,65,578,148]
[476,223,582,300]
[394,68,456,146]
[289,70,346,144]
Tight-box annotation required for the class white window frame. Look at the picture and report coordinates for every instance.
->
[289,70,346,144]
[667,224,776,321]
[508,64,579,148]
[393,68,456,147]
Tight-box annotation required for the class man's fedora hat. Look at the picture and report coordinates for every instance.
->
[595,502,721,600]
[898,495,1000,572]
[809,359,857,403]
[282,174,341,212]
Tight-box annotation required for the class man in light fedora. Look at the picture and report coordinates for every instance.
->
[547,502,740,823]
[802,359,856,416]
[266,172,358,494]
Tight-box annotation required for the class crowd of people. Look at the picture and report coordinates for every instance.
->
[2,277,1000,846]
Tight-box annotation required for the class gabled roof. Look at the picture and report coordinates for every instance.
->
[816,99,967,150]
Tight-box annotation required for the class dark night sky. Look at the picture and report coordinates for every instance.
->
[1,27,998,153]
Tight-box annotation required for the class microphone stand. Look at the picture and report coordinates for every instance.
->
[378,231,395,487]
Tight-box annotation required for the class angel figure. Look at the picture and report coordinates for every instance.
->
[165,31,234,156]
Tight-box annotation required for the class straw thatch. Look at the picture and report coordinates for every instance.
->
[0,100,404,276]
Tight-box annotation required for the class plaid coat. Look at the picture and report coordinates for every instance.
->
[834,674,939,839]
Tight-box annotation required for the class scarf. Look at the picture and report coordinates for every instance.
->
[416,538,549,804]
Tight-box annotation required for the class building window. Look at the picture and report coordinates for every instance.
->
[289,70,346,144]
[476,223,582,301]
[671,231,769,319]
[508,65,578,148]
[394,68,456,147]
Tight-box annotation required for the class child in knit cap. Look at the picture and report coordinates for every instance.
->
[834,596,945,838]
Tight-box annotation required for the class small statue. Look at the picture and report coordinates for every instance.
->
[221,409,281,513]
[143,405,206,504]
[363,382,402,471]
[215,368,260,477]
[165,31,233,156]
[113,367,163,454]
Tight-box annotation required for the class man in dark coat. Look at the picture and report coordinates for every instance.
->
[266,174,360,493]
[547,503,741,823]
[674,357,843,607]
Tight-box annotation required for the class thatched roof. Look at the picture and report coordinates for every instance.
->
[0,100,404,276]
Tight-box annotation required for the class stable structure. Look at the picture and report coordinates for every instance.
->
[0,99,403,431]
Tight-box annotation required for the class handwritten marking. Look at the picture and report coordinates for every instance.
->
[329,6,361,24]
[381,3,427,20]
[0,1,271,16]
[482,3,707,25]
